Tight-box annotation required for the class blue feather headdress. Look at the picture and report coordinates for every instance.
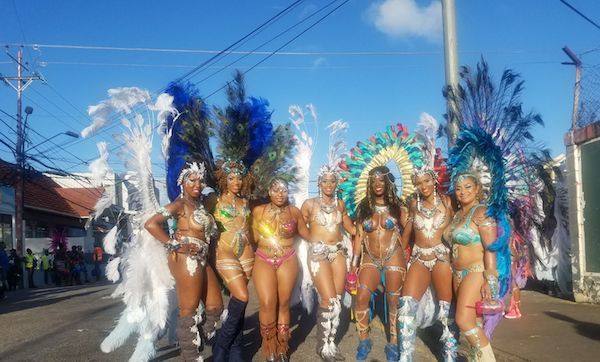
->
[163,81,214,201]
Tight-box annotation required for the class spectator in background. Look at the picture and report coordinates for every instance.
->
[25,248,37,288]
[53,246,68,286]
[68,246,81,285]
[40,249,53,286]
[77,245,89,283]
[7,249,21,290]
[0,242,8,299]
[92,245,103,282]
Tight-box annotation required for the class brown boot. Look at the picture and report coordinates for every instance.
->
[260,322,277,362]
[276,323,290,362]
[176,315,202,362]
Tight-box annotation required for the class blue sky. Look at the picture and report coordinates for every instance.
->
[1,0,599,185]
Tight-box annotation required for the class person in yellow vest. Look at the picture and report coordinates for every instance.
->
[40,249,52,286]
[25,248,37,288]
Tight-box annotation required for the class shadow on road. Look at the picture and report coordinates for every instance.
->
[545,311,600,341]
[0,301,121,360]
[0,288,105,314]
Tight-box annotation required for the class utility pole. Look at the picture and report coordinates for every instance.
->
[442,0,460,147]
[1,47,41,257]
[562,46,582,129]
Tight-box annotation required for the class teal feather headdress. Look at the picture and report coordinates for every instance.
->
[338,123,424,218]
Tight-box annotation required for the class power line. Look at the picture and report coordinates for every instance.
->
[45,0,306,155]
[10,0,28,45]
[194,0,345,85]
[205,0,350,99]
[49,0,348,174]
[171,0,305,85]
[560,0,600,31]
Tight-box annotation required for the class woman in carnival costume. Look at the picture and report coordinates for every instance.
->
[339,123,424,362]
[210,160,255,361]
[210,72,277,362]
[301,164,355,362]
[145,161,219,362]
[444,60,546,361]
[86,86,219,362]
[164,82,225,351]
[252,177,311,362]
[352,166,407,361]
[444,172,499,361]
[398,114,457,362]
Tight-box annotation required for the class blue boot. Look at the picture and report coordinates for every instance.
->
[212,297,246,362]
[355,338,372,361]
[385,343,400,362]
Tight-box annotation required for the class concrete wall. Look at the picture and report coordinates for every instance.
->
[566,124,600,303]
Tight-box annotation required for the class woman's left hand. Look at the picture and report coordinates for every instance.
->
[481,281,492,300]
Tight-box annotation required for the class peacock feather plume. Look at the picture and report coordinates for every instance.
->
[164,81,215,201]
[445,58,548,338]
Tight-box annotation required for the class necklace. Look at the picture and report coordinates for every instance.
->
[417,192,438,218]
[374,204,389,214]
[319,196,337,214]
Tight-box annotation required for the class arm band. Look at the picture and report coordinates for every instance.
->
[157,207,172,218]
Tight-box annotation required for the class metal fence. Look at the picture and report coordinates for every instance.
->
[577,64,600,129]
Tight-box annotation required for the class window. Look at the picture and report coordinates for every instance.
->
[35,224,49,238]
[67,227,86,237]
[0,214,13,247]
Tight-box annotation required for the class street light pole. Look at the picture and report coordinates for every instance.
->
[1,47,41,256]
[442,0,460,147]
[15,48,25,259]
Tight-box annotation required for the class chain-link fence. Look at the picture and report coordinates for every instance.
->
[576,64,600,129]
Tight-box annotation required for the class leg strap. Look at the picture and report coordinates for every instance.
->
[354,308,371,337]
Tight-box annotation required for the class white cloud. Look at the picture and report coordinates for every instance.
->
[368,0,442,42]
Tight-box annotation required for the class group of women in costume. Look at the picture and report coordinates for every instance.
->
[144,151,501,362]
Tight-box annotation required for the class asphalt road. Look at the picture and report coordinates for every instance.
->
[1,283,599,361]
[0,282,437,362]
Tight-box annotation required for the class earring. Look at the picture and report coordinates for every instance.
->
[179,186,184,198]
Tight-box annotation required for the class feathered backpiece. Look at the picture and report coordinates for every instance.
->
[84,87,177,361]
[288,104,315,207]
[338,124,424,218]
[49,229,68,253]
[319,119,349,181]
[250,124,298,199]
[445,58,546,338]
[413,112,443,186]
[162,81,215,201]
[213,71,277,198]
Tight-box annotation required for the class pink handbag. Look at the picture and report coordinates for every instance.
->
[345,271,358,295]
[474,299,504,316]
